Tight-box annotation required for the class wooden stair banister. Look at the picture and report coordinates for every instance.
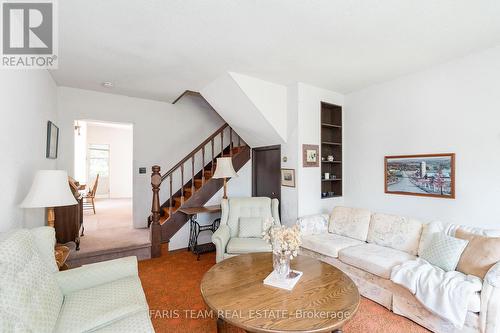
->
[160,123,229,183]
[149,122,249,257]
[150,166,162,257]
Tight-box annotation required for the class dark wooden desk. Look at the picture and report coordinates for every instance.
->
[180,205,221,260]
[54,197,83,250]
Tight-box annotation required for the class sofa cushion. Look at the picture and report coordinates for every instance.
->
[328,206,371,241]
[417,221,446,256]
[297,214,329,236]
[367,213,423,255]
[301,233,365,258]
[238,217,263,238]
[339,243,416,279]
[0,229,63,333]
[419,232,468,272]
[226,238,272,254]
[455,229,500,279]
[55,276,149,333]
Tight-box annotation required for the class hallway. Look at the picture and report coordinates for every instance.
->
[67,198,150,266]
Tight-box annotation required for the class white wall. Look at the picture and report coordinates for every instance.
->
[0,70,58,231]
[86,123,133,198]
[57,87,225,228]
[279,84,299,225]
[201,72,286,147]
[344,46,500,229]
[296,83,345,217]
[230,72,288,142]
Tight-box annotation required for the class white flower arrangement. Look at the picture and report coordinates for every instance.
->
[263,224,302,260]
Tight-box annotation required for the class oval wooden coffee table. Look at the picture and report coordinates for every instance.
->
[201,253,359,333]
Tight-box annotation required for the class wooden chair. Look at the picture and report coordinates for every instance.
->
[83,174,99,214]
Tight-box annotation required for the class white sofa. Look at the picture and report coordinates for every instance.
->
[298,207,500,333]
[212,197,281,263]
[0,227,154,333]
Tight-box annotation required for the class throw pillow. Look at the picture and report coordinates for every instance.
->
[455,229,500,279]
[417,221,446,257]
[238,217,263,238]
[419,232,469,272]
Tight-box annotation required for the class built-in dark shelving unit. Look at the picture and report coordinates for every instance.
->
[321,102,342,198]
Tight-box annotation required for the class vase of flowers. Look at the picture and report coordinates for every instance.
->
[263,224,301,279]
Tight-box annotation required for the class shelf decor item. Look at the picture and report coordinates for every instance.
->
[302,144,319,167]
[263,224,302,280]
[385,153,455,198]
[281,168,295,187]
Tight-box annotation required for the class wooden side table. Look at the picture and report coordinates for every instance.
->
[55,245,70,271]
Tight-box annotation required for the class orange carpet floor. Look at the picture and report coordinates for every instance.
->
[138,247,430,333]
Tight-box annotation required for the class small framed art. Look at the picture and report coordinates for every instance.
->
[281,168,296,187]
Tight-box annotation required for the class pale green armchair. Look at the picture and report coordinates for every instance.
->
[0,227,154,333]
[212,197,281,263]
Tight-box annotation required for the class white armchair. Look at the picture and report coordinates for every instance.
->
[212,197,281,263]
[0,227,154,333]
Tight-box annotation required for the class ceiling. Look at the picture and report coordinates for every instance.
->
[51,0,500,102]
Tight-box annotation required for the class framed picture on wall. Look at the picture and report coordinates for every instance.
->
[46,121,59,159]
[281,168,296,187]
[302,144,319,167]
[385,153,455,199]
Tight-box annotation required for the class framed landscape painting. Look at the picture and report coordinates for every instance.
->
[385,153,455,199]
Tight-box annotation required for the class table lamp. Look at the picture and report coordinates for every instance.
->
[212,157,238,199]
[20,170,77,227]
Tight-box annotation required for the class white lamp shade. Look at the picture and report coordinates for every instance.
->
[212,157,238,179]
[20,170,77,208]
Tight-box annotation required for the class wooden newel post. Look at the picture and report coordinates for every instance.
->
[150,165,162,258]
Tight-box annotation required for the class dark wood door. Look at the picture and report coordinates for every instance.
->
[252,145,281,205]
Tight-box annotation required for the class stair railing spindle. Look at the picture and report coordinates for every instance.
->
[202,146,206,185]
[169,174,173,215]
[180,164,184,204]
[229,128,233,157]
[191,155,195,193]
[220,130,224,157]
[211,139,215,174]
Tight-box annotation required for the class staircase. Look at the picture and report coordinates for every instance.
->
[148,122,250,257]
